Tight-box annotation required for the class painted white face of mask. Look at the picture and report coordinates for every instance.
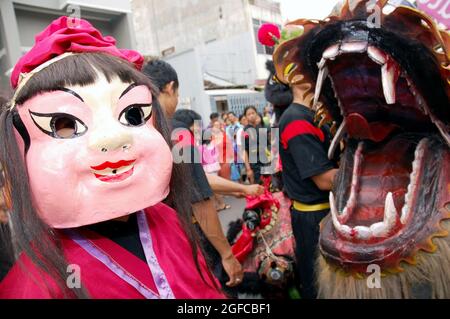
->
[16,72,173,228]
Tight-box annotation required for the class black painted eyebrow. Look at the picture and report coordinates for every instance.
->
[119,83,138,99]
[56,87,84,102]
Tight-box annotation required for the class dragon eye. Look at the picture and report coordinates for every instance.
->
[119,104,152,127]
[29,111,87,139]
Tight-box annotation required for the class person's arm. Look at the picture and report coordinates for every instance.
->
[206,174,264,197]
[185,145,243,287]
[284,121,337,191]
[311,169,338,191]
[243,150,254,184]
[192,199,243,287]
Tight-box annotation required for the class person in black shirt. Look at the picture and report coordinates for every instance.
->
[242,106,269,184]
[278,84,338,299]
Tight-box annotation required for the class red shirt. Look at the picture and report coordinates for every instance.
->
[0,203,225,299]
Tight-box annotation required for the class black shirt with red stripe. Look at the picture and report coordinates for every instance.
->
[279,103,336,205]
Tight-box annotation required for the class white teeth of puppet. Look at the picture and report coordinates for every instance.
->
[400,205,409,226]
[401,202,410,226]
[354,226,371,240]
[401,139,428,224]
[381,63,398,105]
[327,75,345,117]
[409,82,450,147]
[330,192,352,238]
[369,193,398,237]
[323,44,340,60]
[92,164,134,177]
[341,207,350,222]
[342,142,364,215]
[328,120,346,160]
[340,41,368,53]
[317,57,327,69]
[330,192,341,229]
[383,192,398,230]
[330,140,430,239]
[370,222,388,238]
[313,66,329,110]
[408,80,450,146]
[331,191,399,240]
[368,46,387,65]
[331,142,363,234]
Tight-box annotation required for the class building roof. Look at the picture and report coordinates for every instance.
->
[203,72,236,88]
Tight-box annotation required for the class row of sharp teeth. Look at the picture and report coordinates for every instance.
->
[314,41,400,109]
[328,120,346,160]
[406,78,450,146]
[330,138,429,241]
[400,138,428,224]
[315,42,450,149]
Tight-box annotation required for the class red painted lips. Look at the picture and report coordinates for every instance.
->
[90,159,136,171]
[91,159,136,183]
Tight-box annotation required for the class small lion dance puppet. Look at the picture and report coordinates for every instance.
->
[268,0,449,298]
[0,17,224,299]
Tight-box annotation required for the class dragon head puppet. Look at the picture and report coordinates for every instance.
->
[270,0,450,298]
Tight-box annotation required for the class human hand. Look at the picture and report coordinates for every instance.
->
[244,184,264,197]
[222,253,244,287]
[246,169,254,184]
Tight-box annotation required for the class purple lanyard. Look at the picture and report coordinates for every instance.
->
[136,211,175,299]
[65,211,175,299]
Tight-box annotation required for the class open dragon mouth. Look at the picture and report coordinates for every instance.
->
[308,22,450,272]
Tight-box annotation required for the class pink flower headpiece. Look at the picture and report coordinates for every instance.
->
[11,16,144,91]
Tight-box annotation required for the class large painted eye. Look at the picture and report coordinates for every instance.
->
[29,111,87,139]
[119,104,152,127]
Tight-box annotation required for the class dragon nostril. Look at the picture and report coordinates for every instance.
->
[101,148,108,153]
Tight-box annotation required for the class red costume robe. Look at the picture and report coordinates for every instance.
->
[0,203,225,299]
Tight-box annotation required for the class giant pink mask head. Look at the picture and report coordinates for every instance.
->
[15,73,173,228]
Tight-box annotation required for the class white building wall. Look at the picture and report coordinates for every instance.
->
[131,0,283,118]
[132,0,282,85]
[165,49,212,122]
[249,1,283,81]
[131,0,249,57]
[198,31,257,86]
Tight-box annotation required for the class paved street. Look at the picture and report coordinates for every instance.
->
[218,196,246,234]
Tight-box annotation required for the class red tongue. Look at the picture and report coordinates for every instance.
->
[346,113,397,142]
